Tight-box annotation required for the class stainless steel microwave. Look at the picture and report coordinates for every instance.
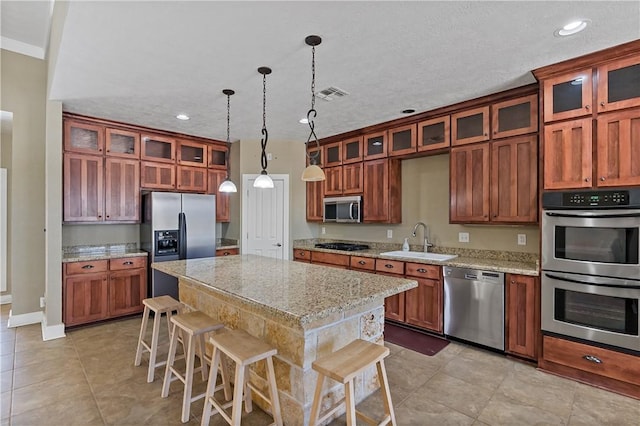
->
[323,196,362,223]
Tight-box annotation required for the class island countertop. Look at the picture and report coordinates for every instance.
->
[152,254,417,329]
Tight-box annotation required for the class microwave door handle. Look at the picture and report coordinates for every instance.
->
[349,202,355,220]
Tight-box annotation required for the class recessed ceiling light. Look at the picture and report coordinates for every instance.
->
[176,114,190,120]
[402,109,416,114]
[299,117,309,124]
[555,19,590,37]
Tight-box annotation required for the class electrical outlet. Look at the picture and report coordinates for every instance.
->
[40,297,46,308]
[518,234,527,246]
[321,226,326,235]
[458,232,469,243]
[387,229,393,239]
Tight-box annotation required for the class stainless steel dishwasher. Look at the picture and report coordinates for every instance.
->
[443,266,505,351]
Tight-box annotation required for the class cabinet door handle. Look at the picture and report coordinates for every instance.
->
[583,355,602,364]
[358,260,366,265]
[123,261,133,265]
[600,177,606,181]
[82,265,94,269]
[223,251,230,256]
[384,264,394,269]
[585,105,590,110]
[417,268,427,273]
[584,177,591,182]
[600,102,605,107]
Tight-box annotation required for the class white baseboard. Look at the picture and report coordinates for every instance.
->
[7,309,43,328]
[0,294,11,305]
[41,317,66,341]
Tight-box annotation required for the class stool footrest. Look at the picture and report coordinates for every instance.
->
[316,400,344,425]
[356,410,390,426]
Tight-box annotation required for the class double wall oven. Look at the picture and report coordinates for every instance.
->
[541,188,640,353]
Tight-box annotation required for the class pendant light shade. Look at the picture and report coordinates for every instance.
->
[218,89,237,193]
[302,35,326,182]
[254,67,274,189]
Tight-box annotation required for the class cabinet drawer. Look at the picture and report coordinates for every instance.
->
[293,249,311,262]
[350,256,375,271]
[375,259,404,275]
[109,257,147,271]
[405,262,441,279]
[216,248,239,257]
[311,251,350,267]
[543,336,640,386]
[65,260,109,275]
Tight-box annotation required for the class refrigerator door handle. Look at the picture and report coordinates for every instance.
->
[178,212,187,259]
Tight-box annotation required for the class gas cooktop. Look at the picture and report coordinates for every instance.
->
[314,242,370,251]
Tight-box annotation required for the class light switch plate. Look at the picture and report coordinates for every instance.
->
[387,229,393,239]
[459,232,469,243]
[518,234,527,245]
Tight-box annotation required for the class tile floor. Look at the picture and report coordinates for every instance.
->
[1,303,639,425]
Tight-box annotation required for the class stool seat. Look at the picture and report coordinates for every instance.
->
[134,295,183,383]
[171,311,225,336]
[310,339,396,426]
[202,329,282,426]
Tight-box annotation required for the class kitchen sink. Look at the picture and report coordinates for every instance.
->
[379,251,458,261]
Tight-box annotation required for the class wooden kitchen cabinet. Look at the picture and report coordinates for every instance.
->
[452,106,490,146]
[208,144,228,170]
[207,170,230,222]
[596,54,640,113]
[216,248,239,256]
[388,123,417,157]
[140,161,175,190]
[342,136,364,164]
[310,251,350,268]
[417,116,450,152]
[323,141,342,167]
[178,140,207,167]
[363,158,401,223]
[490,135,538,223]
[363,130,388,160]
[293,249,311,262]
[64,119,104,154]
[104,158,140,222]
[350,256,375,271]
[492,94,538,139]
[108,267,146,317]
[105,128,140,158]
[450,144,489,222]
[177,166,207,192]
[342,162,363,194]
[306,180,324,222]
[376,259,405,321]
[505,273,538,360]
[404,263,443,333]
[596,109,640,187]
[542,69,593,123]
[64,272,109,326]
[324,166,343,196]
[141,134,176,163]
[543,118,593,189]
[64,153,104,222]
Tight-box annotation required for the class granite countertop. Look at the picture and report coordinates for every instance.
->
[293,240,539,276]
[152,254,417,328]
[62,243,147,263]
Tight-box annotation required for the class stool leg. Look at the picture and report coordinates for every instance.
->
[134,305,150,366]
[344,379,356,426]
[231,363,245,426]
[147,309,163,383]
[309,374,325,426]
[265,356,283,426]
[220,353,232,401]
[243,364,252,413]
[201,346,221,426]
[377,359,396,426]
[197,334,208,380]
[182,333,196,423]
[161,322,179,398]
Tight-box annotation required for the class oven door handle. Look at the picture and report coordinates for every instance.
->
[544,211,640,219]
[544,272,640,290]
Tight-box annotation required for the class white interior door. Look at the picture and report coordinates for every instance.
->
[242,174,289,259]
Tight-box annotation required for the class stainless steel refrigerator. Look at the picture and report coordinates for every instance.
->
[140,192,216,299]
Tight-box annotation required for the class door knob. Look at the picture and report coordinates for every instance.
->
[273,243,282,247]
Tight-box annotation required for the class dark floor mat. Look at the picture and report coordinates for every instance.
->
[384,322,449,356]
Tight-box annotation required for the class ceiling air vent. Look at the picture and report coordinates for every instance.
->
[316,86,349,101]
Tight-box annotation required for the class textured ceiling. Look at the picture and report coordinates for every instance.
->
[17,2,640,142]
[0,0,53,59]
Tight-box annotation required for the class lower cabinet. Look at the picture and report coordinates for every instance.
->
[404,263,443,333]
[63,256,147,327]
[375,259,406,321]
[216,248,239,256]
[505,273,538,360]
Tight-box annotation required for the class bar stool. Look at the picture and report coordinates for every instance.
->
[309,339,396,426]
[201,329,283,426]
[161,310,231,423]
[134,295,183,383]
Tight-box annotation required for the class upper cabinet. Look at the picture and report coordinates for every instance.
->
[362,158,401,223]
[596,109,640,187]
[388,124,417,157]
[542,69,593,123]
[64,120,104,154]
[417,116,450,152]
[492,94,538,139]
[106,128,140,158]
[177,140,207,168]
[141,134,176,163]
[450,144,490,222]
[451,106,490,146]
[341,136,363,164]
[208,144,228,170]
[364,130,388,160]
[543,118,593,190]
[323,141,342,167]
[597,55,640,112]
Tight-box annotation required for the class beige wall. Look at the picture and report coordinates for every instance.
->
[1,112,12,297]
[62,224,140,247]
[0,49,48,314]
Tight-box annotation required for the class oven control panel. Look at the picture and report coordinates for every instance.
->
[563,190,629,207]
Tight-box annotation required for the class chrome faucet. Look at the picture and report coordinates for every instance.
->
[412,221,433,252]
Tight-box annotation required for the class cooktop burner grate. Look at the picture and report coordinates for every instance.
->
[314,242,370,251]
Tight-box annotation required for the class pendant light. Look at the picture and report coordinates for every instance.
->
[253,67,275,189]
[218,89,238,193]
[301,35,326,182]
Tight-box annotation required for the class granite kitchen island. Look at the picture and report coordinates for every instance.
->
[152,254,417,425]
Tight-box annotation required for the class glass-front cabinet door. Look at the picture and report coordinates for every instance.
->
[597,54,640,112]
[208,145,228,170]
[492,94,538,139]
[141,134,176,163]
[543,69,593,123]
[364,131,387,160]
[388,124,417,157]
[178,140,207,167]
[323,142,342,167]
[306,145,322,167]
[105,128,140,158]
[64,120,104,154]
[451,106,490,146]
[342,136,363,164]
[417,116,450,152]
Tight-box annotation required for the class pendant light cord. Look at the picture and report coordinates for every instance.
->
[225,92,231,179]
[261,72,269,174]
[306,43,320,166]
